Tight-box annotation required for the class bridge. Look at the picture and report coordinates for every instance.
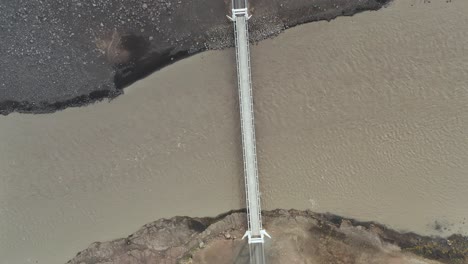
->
[227,1,270,263]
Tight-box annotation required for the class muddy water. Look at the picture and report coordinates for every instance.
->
[1,0,468,263]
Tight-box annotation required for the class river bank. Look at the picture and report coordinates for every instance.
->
[0,0,390,115]
[68,210,468,264]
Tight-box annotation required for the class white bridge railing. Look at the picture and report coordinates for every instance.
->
[228,2,270,263]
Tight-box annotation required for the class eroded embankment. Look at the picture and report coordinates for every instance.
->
[68,210,468,264]
[0,0,391,115]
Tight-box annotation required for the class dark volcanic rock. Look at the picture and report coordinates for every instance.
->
[0,0,392,115]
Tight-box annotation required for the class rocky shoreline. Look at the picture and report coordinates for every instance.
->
[0,0,391,115]
[68,209,468,264]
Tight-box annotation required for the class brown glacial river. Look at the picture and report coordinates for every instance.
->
[1,0,467,263]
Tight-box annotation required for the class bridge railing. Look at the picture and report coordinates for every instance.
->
[234,15,263,236]
[234,17,251,232]
[243,19,263,232]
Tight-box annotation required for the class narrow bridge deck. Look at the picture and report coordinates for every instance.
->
[230,2,269,263]
[234,15,262,238]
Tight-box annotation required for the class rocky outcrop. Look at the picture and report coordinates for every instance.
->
[0,0,392,115]
[67,210,468,264]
